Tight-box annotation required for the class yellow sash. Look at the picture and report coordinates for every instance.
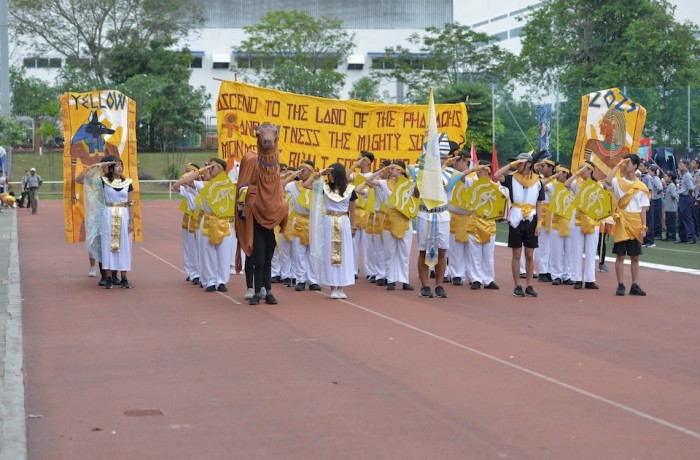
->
[511,202,535,219]
[355,208,370,229]
[541,206,552,233]
[470,214,496,243]
[552,214,570,236]
[617,178,650,210]
[189,209,202,234]
[292,213,311,246]
[181,213,190,230]
[384,208,410,239]
[201,212,232,245]
[613,210,643,243]
[513,171,539,187]
[575,209,597,234]
[449,212,472,243]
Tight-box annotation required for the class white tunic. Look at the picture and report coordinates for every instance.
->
[320,188,355,287]
[101,182,132,271]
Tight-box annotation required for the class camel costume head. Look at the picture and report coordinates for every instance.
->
[234,123,288,259]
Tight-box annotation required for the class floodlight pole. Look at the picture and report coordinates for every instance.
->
[0,0,11,116]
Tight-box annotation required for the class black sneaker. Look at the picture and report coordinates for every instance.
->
[308,283,322,291]
[538,274,549,282]
[552,278,562,286]
[205,285,216,292]
[452,277,463,286]
[562,279,574,286]
[616,284,626,296]
[519,273,527,279]
[249,294,261,305]
[435,286,448,298]
[484,281,500,290]
[270,276,281,283]
[217,284,228,292]
[265,294,278,304]
[386,282,396,291]
[191,277,200,285]
[98,277,107,287]
[294,282,306,291]
[419,286,433,298]
[121,279,133,289]
[629,284,646,296]
[369,275,376,283]
[524,286,538,297]
[546,274,553,282]
[402,283,415,291]
[376,278,386,286]
[186,276,190,282]
[513,285,525,297]
[573,281,583,289]
[470,281,481,290]
[104,277,113,289]
[585,282,599,289]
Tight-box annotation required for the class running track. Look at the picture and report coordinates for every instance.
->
[18,201,700,459]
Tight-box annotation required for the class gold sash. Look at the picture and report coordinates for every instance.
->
[189,209,202,234]
[613,210,643,243]
[470,214,496,243]
[109,207,124,252]
[541,206,552,233]
[326,211,347,265]
[355,208,370,229]
[365,212,376,234]
[617,178,650,210]
[575,209,597,234]
[181,213,190,230]
[292,213,311,246]
[511,202,535,219]
[552,214,570,236]
[449,212,472,243]
[513,172,539,188]
[201,212,232,245]
[384,208,410,239]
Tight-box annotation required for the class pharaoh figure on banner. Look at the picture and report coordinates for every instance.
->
[572,88,646,181]
[61,90,141,247]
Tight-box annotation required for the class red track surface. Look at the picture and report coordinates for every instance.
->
[18,201,700,459]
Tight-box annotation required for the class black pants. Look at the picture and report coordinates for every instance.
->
[643,205,654,245]
[665,211,677,240]
[678,195,696,242]
[693,200,700,239]
[252,219,277,294]
[651,198,662,238]
[245,256,254,289]
[597,231,607,264]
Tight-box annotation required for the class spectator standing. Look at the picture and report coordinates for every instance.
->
[26,167,43,214]
[663,171,679,242]
[638,161,655,247]
[19,170,30,208]
[691,158,700,240]
[648,165,664,239]
[676,159,696,244]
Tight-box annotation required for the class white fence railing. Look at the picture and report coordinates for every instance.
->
[7,180,180,199]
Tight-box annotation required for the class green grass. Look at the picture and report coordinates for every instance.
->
[495,222,700,271]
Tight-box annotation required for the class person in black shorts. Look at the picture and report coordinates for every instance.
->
[494,152,546,297]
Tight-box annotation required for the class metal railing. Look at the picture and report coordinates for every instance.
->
[6,180,181,199]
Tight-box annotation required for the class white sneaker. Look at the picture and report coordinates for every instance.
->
[244,288,255,300]
[88,267,97,277]
[230,267,237,275]
[337,289,347,299]
[260,287,267,296]
[329,290,340,299]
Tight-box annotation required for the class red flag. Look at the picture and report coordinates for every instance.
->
[470,139,478,167]
[491,143,499,180]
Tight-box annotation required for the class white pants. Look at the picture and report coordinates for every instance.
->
[571,226,599,283]
[199,229,233,288]
[353,228,371,277]
[537,229,552,275]
[369,232,385,279]
[468,234,496,285]
[292,237,318,284]
[182,228,199,280]
[278,236,293,279]
[446,234,469,282]
[383,228,413,284]
[549,229,572,280]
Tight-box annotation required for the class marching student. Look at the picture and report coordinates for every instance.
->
[605,154,650,296]
[548,165,574,286]
[444,150,472,286]
[565,160,601,290]
[347,150,376,280]
[172,162,201,286]
[534,158,557,283]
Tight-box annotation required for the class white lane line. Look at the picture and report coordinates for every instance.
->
[140,247,242,305]
[339,297,700,441]
[494,242,700,276]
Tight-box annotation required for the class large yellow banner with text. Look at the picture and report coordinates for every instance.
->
[217,81,468,170]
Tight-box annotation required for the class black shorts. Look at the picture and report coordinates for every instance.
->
[612,239,643,256]
[508,219,539,249]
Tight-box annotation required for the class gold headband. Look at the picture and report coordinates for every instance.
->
[392,164,406,174]
[299,163,314,172]
[543,159,556,167]
[556,166,570,174]
[581,162,595,171]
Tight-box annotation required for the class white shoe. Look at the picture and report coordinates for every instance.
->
[88,267,97,277]
[230,267,237,274]
[329,290,340,299]
[260,287,267,296]
[337,289,347,299]
[244,288,255,300]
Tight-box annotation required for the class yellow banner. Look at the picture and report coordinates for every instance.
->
[572,88,646,181]
[296,184,312,210]
[465,176,507,220]
[448,180,470,211]
[216,81,468,170]
[576,179,614,221]
[549,182,576,220]
[61,90,141,244]
[389,176,419,218]
[200,171,237,218]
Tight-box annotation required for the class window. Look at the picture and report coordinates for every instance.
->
[49,58,62,68]
[492,31,508,42]
[490,14,508,23]
[36,58,49,68]
[190,51,204,69]
[510,27,524,39]
[23,58,36,68]
[347,55,365,70]
[212,53,231,69]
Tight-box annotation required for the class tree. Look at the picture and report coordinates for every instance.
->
[9,0,204,85]
[0,115,25,146]
[235,9,355,98]
[517,0,700,146]
[112,39,210,156]
[349,76,382,102]
[9,68,61,149]
[376,22,514,103]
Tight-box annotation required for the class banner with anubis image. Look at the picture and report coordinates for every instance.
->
[60,90,141,243]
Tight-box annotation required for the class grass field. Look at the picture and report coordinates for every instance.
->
[6,151,699,270]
